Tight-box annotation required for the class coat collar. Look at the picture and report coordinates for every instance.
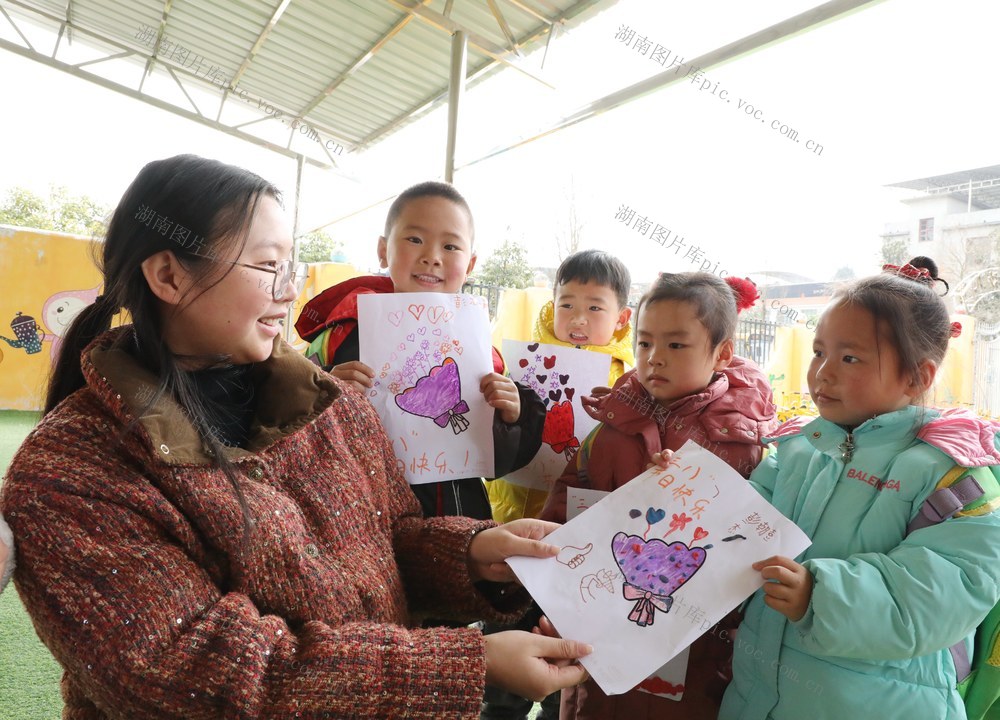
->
[84,326,342,465]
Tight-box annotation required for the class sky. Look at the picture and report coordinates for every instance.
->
[1,0,998,284]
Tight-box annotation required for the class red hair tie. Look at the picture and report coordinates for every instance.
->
[882,263,934,285]
[950,322,962,339]
[725,276,759,313]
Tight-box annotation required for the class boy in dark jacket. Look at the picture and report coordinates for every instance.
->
[295,181,545,521]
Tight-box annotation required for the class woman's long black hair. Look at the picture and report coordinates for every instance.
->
[46,154,282,532]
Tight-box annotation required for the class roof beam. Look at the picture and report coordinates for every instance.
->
[358,0,603,148]
[295,2,426,120]
[386,0,552,87]
[0,35,334,170]
[458,0,887,171]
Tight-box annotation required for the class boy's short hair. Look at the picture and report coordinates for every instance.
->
[383,181,475,240]
[555,249,631,308]
[638,272,737,347]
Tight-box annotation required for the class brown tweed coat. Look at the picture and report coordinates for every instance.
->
[2,327,526,719]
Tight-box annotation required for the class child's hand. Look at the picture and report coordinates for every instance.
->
[753,556,813,622]
[589,385,612,399]
[330,361,374,392]
[482,373,520,424]
[646,449,675,470]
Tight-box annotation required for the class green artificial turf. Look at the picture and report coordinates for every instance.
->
[0,411,63,719]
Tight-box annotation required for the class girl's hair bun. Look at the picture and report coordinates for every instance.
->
[882,256,949,295]
[725,276,760,313]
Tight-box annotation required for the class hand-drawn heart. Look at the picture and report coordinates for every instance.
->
[548,389,562,402]
[382,363,391,372]
[394,357,468,433]
[612,533,707,600]
[452,338,460,345]
[380,372,387,379]
[536,374,548,384]
[629,509,642,519]
[418,326,426,335]
[527,343,539,352]
[406,333,415,342]
[518,359,529,368]
[559,373,570,385]
[543,355,556,369]
[455,346,463,354]
[388,311,403,327]
[646,507,666,525]
[369,390,377,397]
[427,306,445,323]
[407,304,425,321]
[566,388,576,401]
[398,342,406,350]
[432,328,442,336]
[693,527,709,541]
[442,311,454,323]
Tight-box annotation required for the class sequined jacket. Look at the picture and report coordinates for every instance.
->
[1,327,527,719]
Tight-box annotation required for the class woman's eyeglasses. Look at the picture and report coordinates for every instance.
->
[213,259,308,300]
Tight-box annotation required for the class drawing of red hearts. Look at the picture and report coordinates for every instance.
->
[693,527,709,541]
[407,304,425,321]
[543,355,556,369]
[428,306,445,323]
[566,388,575,401]
[388,311,403,327]
[518,359,529,368]
[542,400,579,460]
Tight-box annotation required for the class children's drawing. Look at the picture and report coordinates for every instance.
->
[506,440,812,696]
[557,543,593,568]
[502,341,612,491]
[359,293,494,485]
[394,357,470,434]
[581,568,622,602]
[612,533,707,627]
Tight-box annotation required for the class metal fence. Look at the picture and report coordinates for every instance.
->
[735,317,780,369]
[972,321,1000,418]
[462,281,504,319]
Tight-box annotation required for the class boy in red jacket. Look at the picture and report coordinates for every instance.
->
[296,181,545,521]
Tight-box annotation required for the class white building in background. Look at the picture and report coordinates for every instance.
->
[882,164,1000,293]
[881,164,1000,417]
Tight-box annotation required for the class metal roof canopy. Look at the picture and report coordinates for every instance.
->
[0,0,608,172]
[888,164,1000,212]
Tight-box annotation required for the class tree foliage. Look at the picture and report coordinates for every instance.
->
[880,236,910,266]
[474,239,533,289]
[832,265,855,281]
[296,230,344,263]
[0,186,109,237]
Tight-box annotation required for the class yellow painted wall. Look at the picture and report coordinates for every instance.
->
[0,225,362,410]
[0,226,102,411]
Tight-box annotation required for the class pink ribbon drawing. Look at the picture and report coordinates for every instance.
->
[622,583,674,627]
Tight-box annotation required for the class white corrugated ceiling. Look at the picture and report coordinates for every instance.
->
[0,0,615,169]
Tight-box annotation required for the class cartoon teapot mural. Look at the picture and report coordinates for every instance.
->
[1,312,44,355]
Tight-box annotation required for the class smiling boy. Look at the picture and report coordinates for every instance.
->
[295,181,545,521]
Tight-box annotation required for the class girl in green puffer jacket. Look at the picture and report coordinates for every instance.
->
[721,257,1000,720]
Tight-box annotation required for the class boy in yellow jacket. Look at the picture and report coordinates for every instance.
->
[482,250,633,720]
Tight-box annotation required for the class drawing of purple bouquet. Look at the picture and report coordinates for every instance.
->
[611,532,707,627]
[394,357,470,434]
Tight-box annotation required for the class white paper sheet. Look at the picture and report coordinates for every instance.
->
[501,341,612,491]
[508,440,811,696]
[567,488,610,521]
[358,292,495,484]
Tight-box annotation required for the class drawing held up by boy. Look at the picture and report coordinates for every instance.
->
[295,182,545,521]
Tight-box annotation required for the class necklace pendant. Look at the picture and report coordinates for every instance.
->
[839,434,855,463]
